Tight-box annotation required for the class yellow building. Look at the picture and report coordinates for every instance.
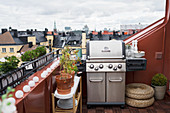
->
[0,32,23,58]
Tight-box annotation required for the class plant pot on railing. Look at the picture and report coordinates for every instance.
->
[55,72,72,94]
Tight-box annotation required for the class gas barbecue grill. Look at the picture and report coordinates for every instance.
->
[86,40,126,107]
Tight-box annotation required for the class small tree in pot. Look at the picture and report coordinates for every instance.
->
[151,73,167,100]
[56,46,81,94]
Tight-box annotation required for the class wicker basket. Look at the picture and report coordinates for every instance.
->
[126,83,154,99]
[126,97,154,108]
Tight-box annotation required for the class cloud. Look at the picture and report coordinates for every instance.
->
[0,0,166,31]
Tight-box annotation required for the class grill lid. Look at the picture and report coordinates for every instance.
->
[87,40,125,59]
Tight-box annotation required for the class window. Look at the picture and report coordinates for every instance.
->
[2,48,6,53]
[10,48,14,53]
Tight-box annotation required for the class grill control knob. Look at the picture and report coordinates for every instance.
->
[108,64,113,69]
[118,64,122,69]
[113,67,117,71]
[99,64,104,69]
[94,67,99,71]
[89,64,94,69]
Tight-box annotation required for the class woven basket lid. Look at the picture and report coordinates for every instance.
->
[126,83,154,95]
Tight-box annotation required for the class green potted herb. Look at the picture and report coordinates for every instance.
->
[151,73,167,100]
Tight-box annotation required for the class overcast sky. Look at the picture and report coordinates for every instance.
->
[0,0,166,31]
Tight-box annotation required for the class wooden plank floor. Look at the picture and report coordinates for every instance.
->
[79,95,170,113]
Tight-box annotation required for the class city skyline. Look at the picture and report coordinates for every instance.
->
[0,0,166,31]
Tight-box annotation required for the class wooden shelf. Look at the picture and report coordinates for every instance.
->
[52,76,82,113]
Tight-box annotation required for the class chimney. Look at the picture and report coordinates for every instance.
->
[28,42,33,48]
[13,29,18,37]
[62,32,66,37]
[113,31,116,36]
[122,32,124,35]
[45,28,48,32]
[9,27,12,31]
[98,31,102,39]
[44,28,48,36]
[1,29,8,34]
[89,33,93,40]
[27,29,33,35]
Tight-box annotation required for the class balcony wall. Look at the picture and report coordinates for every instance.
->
[125,0,170,87]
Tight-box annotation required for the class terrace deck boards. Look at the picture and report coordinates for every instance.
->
[79,95,170,113]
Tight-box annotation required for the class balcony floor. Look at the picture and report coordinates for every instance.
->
[80,95,170,113]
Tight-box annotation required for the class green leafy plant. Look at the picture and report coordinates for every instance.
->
[151,73,167,86]
[0,56,20,75]
[0,87,16,113]
[21,46,46,61]
[34,46,46,57]
[21,51,35,61]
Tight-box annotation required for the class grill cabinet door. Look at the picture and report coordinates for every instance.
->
[106,73,125,103]
[87,73,105,102]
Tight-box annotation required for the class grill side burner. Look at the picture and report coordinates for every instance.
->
[86,40,126,107]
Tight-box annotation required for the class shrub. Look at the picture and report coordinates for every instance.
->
[0,56,20,74]
[151,73,167,86]
[21,51,35,61]
[34,46,46,57]
[21,46,46,61]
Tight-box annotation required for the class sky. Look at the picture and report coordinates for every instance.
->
[0,0,166,31]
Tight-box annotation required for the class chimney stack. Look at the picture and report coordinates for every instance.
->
[1,29,8,34]
[13,29,18,37]
[28,42,33,48]
[89,33,93,40]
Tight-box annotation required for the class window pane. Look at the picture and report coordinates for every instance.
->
[2,48,6,53]
[10,48,14,52]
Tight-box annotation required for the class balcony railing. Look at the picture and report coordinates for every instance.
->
[0,49,60,95]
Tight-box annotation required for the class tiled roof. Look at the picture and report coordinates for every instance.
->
[54,33,58,35]
[53,35,64,48]
[33,31,47,43]
[92,31,98,35]
[20,44,38,53]
[0,32,16,44]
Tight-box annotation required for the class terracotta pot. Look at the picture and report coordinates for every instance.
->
[55,73,72,94]
[70,71,75,87]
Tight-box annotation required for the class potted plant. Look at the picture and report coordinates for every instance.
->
[0,56,20,75]
[151,73,167,100]
[55,46,81,94]
[55,46,72,94]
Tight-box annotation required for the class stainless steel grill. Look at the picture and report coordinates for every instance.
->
[86,40,126,107]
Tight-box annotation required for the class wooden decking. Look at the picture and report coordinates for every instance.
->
[80,95,170,113]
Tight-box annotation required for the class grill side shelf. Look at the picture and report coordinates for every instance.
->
[126,58,147,71]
